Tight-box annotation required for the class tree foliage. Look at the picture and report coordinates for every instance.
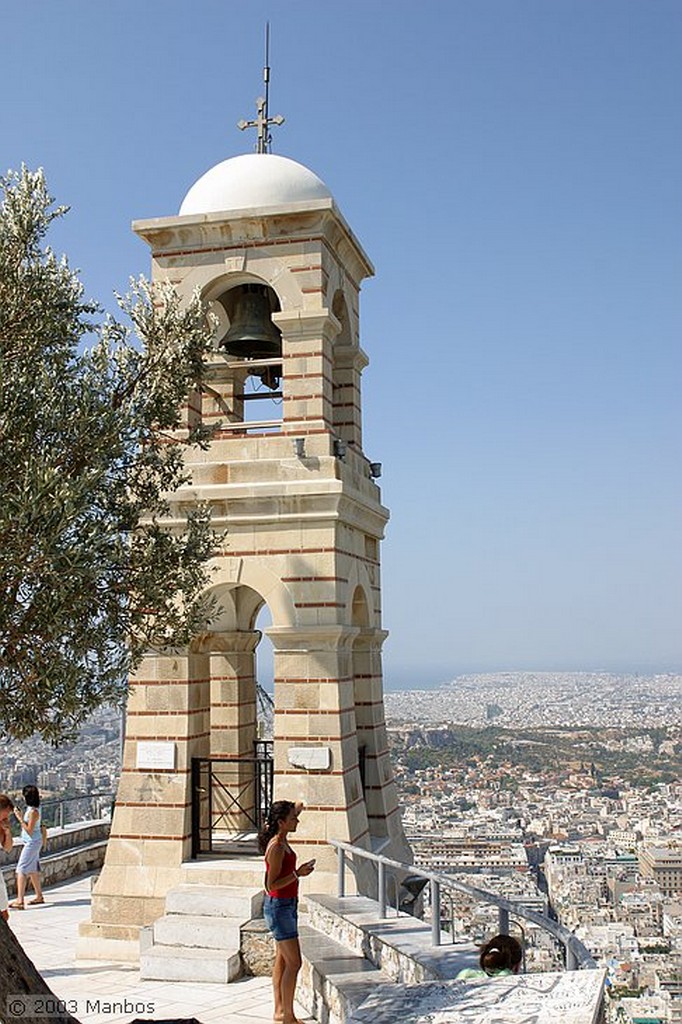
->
[0,167,217,742]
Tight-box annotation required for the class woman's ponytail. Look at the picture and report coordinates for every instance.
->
[258,799,295,854]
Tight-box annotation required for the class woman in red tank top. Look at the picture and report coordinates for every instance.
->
[258,800,315,1024]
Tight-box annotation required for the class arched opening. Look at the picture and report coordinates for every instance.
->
[254,602,274,741]
[331,289,362,446]
[191,583,274,857]
[351,586,373,819]
[202,277,284,434]
[351,585,371,628]
[332,289,352,346]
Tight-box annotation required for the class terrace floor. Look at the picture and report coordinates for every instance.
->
[8,874,312,1024]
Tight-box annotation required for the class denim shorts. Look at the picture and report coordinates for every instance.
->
[263,895,298,941]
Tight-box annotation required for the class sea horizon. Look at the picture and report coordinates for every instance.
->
[382,665,682,693]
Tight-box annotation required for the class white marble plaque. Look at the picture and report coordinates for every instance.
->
[350,970,606,1024]
[136,740,176,771]
[287,746,331,771]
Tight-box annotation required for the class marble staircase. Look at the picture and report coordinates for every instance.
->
[140,883,263,983]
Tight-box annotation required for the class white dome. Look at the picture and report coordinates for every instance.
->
[179,153,332,216]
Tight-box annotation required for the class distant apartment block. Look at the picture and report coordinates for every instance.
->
[411,836,528,873]
[639,846,682,898]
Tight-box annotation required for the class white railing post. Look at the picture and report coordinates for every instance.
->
[430,878,441,946]
[337,846,346,897]
[378,860,386,918]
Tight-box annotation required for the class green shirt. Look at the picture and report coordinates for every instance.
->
[456,967,514,980]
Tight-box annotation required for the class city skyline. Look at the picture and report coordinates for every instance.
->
[2,673,678,1017]
[3,0,681,686]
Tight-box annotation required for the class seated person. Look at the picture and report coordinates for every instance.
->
[457,933,523,980]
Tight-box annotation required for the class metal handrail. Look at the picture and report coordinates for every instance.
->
[36,793,114,830]
[329,838,597,971]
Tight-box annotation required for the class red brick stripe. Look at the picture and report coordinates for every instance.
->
[295,602,346,609]
[282,576,348,583]
[115,832,192,840]
[276,707,355,716]
[275,677,353,684]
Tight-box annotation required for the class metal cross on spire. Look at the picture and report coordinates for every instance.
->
[237,23,285,154]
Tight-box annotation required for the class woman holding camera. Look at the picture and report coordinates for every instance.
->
[258,800,316,1024]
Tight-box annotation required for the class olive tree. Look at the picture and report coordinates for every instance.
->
[0,166,217,742]
[0,167,222,1021]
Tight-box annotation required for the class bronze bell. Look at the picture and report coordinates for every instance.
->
[222,284,281,357]
[222,284,282,390]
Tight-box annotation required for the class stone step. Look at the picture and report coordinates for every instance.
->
[139,882,263,984]
[140,943,241,984]
[166,883,263,919]
[305,893,478,984]
[180,858,265,890]
[153,912,242,949]
[298,922,397,1024]
[180,857,339,894]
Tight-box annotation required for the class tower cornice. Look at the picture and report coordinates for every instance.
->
[133,199,374,283]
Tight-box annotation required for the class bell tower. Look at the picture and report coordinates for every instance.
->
[79,137,411,958]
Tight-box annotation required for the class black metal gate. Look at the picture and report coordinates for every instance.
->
[191,741,273,858]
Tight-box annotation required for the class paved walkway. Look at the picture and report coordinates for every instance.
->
[8,875,312,1024]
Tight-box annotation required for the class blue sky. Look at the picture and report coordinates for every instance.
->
[3,1,681,689]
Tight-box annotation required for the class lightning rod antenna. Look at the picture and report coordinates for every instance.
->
[237,21,285,154]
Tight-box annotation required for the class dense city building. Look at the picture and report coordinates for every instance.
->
[386,671,681,1021]
[1,671,679,1020]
